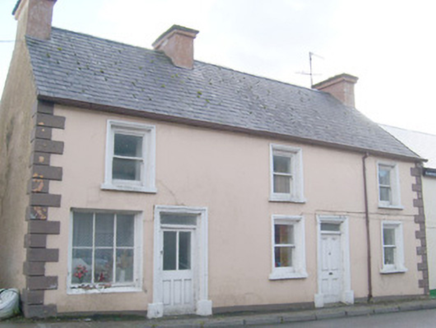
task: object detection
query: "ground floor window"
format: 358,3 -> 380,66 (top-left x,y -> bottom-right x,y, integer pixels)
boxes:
69,210 -> 142,292
269,215 -> 307,280
381,221 -> 407,273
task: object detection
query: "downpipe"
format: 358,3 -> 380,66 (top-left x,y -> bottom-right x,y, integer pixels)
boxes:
362,152 -> 373,302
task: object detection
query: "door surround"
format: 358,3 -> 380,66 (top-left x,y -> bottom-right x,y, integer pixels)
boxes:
147,205 -> 212,318
314,215 -> 354,308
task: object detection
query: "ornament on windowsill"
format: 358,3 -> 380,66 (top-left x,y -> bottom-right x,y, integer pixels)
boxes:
74,265 -> 88,283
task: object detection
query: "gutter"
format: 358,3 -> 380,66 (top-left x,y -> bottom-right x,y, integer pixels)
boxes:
362,152 -> 373,302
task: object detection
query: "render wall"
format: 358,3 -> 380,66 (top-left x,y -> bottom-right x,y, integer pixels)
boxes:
423,176 -> 436,291
44,105 -> 423,313
0,38 -> 36,289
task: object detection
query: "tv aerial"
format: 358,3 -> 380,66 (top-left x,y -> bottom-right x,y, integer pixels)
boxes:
296,52 -> 324,87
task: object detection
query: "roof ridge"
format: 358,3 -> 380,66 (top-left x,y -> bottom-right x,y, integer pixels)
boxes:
50,26 -> 156,53
50,27 -> 323,96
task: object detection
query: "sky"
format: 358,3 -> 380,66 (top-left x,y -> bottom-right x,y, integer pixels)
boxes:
1,0 -> 436,135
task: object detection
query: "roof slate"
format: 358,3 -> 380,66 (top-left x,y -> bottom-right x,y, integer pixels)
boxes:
26,28 -> 419,160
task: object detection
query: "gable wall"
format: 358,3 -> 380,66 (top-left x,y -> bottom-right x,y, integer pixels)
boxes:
0,39 -> 36,289
43,105 -> 423,313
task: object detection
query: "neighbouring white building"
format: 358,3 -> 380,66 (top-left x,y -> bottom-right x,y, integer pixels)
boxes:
382,124 -> 436,295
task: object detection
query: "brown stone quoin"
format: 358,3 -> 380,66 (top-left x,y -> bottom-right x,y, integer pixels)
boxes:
22,100 -> 64,318
411,163 -> 430,295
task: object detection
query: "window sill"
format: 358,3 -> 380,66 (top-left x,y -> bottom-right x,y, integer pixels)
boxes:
269,271 -> 308,280
378,204 -> 404,210
67,286 -> 142,295
101,183 -> 157,194
380,267 -> 407,274
269,196 -> 306,204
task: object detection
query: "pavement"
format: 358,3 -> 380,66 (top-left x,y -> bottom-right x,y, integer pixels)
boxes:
1,298 -> 436,327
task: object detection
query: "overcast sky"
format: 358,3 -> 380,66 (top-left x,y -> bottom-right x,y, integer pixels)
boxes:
1,0 -> 436,135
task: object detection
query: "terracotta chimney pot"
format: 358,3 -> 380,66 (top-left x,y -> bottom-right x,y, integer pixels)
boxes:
153,25 -> 199,69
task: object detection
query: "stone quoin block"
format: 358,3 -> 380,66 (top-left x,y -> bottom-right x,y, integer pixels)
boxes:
34,113 -> 65,129
28,221 -> 60,234
31,152 -> 51,166
30,193 -> 61,207
32,101 -> 54,115
32,165 -> 62,180
23,262 -> 45,276
24,234 -> 47,248
27,206 -> 49,220
27,248 -> 59,262
31,126 -> 52,141
33,139 -> 64,154
27,276 -> 58,290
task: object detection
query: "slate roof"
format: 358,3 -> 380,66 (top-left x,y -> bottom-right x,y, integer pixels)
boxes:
26,27 -> 420,160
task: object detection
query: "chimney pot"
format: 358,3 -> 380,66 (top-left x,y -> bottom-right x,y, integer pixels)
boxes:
153,25 -> 199,69
13,0 -> 57,41
312,73 -> 358,108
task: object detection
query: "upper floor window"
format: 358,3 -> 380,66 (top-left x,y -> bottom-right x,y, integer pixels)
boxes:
381,221 -> 407,274
270,144 -> 305,202
269,215 -> 307,280
102,120 -> 156,193
377,162 -> 402,209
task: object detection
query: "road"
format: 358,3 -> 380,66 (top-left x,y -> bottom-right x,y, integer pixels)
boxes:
241,308 -> 436,327
1,308 -> 436,327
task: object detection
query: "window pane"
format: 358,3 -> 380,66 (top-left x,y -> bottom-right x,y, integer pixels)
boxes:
379,167 -> 391,185
273,155 -> 291,174
321,223 -> 340,232
161,214 -> 197,226
95,249 -> 113,283
383,228 -> 395,245
113,158 -> 141,181
274,175 -> 291,193
179,232 -> 191,270
275,246 -> 293,267
275,224 -> 294,244
163,231 -> 177,271
114,133 -> 142,157
116,249 -> 134,282
73,212 -> 93,247
72,249 -> 92,284
95,214 -> 114,247
117,215 -> 134,247
384,247 -> 395,265
380,186 -> 391,202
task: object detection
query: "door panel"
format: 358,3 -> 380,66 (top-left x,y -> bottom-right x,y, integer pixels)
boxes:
320,233 -> 342,304
162,229 -> 195,315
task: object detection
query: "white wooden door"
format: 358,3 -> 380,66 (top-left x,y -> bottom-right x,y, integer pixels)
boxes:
161,229 -> 195,315
320,233 -> 342,304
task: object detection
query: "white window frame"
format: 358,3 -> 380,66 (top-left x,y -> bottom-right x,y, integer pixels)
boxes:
270,144 -> 305,203
101,120 -> 156,193
269,215 -> 307,280
68,209 -> 143,294
377,162 -> 402,209
380,221 -> 407,274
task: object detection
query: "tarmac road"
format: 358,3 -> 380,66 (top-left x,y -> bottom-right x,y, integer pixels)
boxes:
241,308 -> 436,328
1,298 -> 436,327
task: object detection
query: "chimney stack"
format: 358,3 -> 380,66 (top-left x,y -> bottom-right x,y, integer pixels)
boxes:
153,25 -> 199,69
13,0 -> 57,41
312,73 -> 358,108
